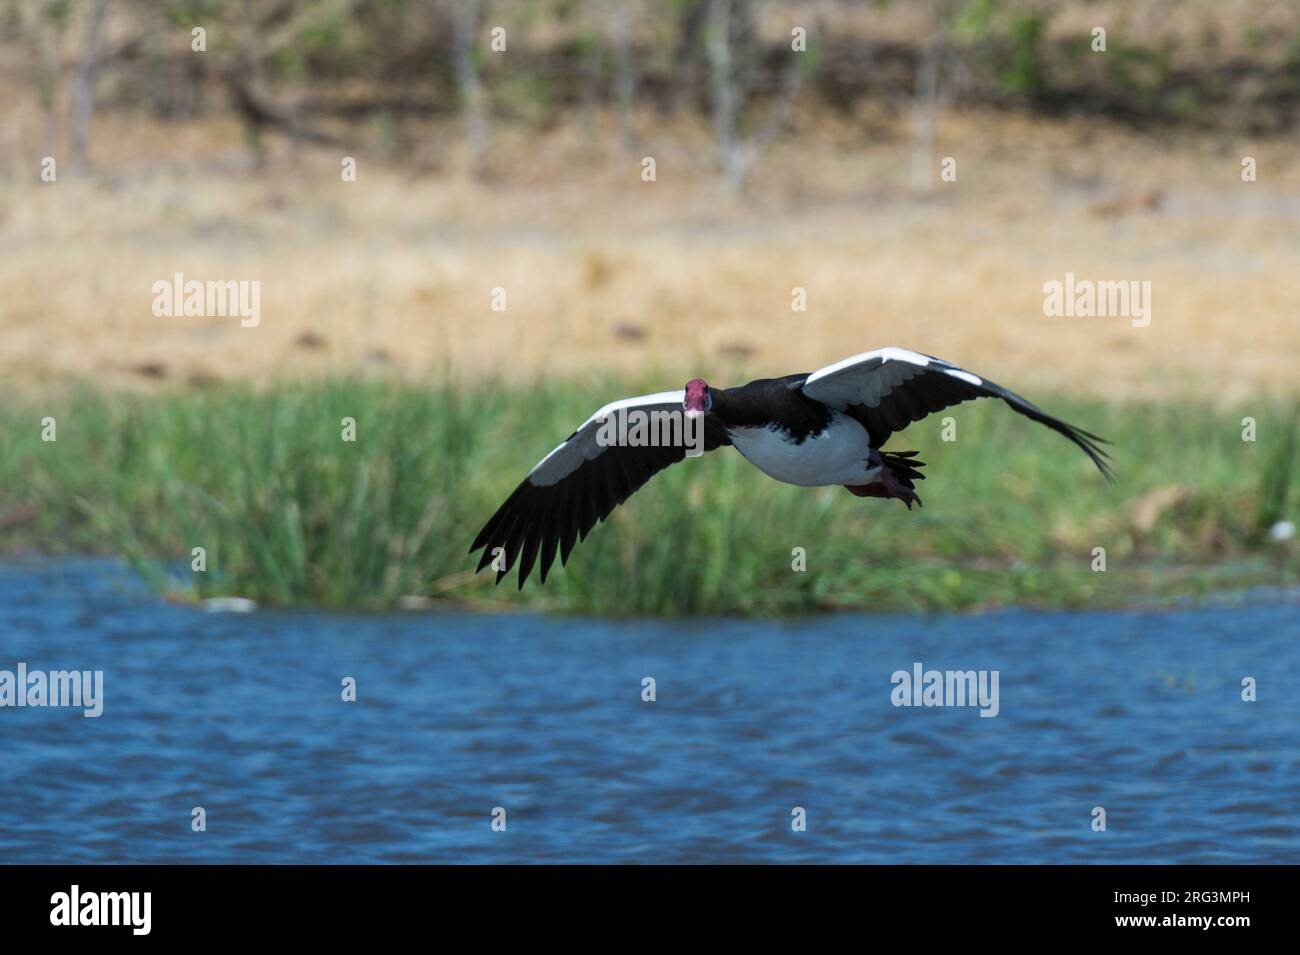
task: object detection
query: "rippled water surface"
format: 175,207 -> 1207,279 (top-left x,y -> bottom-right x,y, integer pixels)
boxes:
1,560 -> 1297,863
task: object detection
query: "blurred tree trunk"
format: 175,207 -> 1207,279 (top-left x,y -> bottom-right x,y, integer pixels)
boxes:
29,0 -> 66,161
708,0 -> 739,187
707,0 -> 801,194
910,34 -> 942,192
909,0 -> 956,193
579,25 -> 601,142
451,0 -> 488,177
671,0 -> 709,114
70,0 -> 109,168
609,2 -> 637,154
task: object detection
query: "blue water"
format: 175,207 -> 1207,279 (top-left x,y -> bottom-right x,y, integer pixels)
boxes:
0,560 -> 1296,864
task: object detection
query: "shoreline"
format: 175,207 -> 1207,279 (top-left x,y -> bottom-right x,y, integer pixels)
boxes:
3,552 -> 1299,618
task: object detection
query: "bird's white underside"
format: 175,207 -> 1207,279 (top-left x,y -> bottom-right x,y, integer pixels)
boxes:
728,413 -> 879,488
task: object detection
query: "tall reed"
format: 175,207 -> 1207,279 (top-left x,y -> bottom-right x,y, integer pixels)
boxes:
0,380 -> 1294,614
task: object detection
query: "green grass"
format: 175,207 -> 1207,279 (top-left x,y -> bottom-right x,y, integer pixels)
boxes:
0,378 -> 1296,615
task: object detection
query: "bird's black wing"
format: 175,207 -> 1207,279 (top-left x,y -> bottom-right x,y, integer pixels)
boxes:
800,347 -> 1112,480
470,391 -> 731,588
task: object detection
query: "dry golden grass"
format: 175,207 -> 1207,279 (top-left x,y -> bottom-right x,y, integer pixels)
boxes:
3,106 -> 1298,402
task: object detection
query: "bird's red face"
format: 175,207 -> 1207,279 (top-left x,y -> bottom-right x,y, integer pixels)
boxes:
683,379 -> 712,418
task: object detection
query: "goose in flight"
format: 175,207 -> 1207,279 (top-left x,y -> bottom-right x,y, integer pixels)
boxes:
470,347 -> 1112,588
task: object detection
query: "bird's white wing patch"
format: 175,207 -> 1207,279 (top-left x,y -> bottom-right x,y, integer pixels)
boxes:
803,346 -> 932,387
528,390 -> 685,486
941,367 -> 983,386
802,346 -> 984,410
802,348 -> 932,410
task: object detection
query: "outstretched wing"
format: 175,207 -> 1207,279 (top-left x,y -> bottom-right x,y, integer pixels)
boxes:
800,347 -> 1113,480
470,391 -> 730,588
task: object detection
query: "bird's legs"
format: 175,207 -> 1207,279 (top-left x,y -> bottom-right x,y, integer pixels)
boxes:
843,449 -> 923,509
